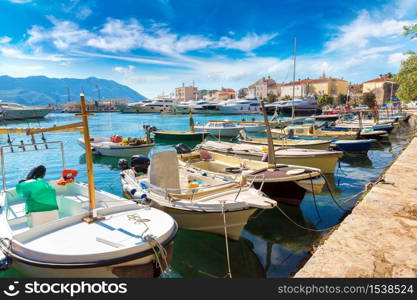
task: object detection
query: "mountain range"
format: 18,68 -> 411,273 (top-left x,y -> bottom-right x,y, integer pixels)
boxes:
0,75 -> 146,106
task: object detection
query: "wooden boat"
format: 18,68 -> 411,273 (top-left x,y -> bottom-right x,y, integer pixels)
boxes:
78,136 -> 154,157
152,112 -> 209,143
0,94 -> 177,278
153,130 -> 208,142
120,150 -> 276,240
197,140 -> 342,173
330,139 -> 376,152
272,124 -> 387,140
177,150 -> 325,206
238,131 -> 331,150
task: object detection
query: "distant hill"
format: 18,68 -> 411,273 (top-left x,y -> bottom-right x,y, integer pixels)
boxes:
0,75 -> 146,106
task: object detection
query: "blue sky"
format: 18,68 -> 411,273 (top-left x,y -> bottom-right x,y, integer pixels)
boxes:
0,0 -> 416,98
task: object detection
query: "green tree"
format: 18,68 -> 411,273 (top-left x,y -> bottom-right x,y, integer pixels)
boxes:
283,95 -> 292,100
395,55 -> 417,103
403,12 -> 417,41
317,94 -> 334,106
395,15 -> 417,103
362,92 -> 376,108
267,94 -> 277,102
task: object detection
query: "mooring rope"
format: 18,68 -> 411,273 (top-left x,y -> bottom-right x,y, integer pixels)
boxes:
220,201 -> 232,278
146,235 -> 172,278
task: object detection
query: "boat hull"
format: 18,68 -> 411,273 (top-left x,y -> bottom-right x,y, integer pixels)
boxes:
77,139 -> 154,157
154,131 -> 208,142
161,206 -> 257,240
1,108 -> 52,120
331,140 -> 375,152
11,243 -> 174,278
195,127 -> 242,138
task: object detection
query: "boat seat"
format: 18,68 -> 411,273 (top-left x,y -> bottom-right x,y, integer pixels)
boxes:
57,194 -> 90,217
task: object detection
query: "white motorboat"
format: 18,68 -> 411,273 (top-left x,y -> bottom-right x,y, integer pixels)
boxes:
118,100 -> 152,113
0,101 -> 52,120
191,102 -> 223,114
0,94 -> 177,278
136,98 -> 175,113
77,136 -> 154,157
195,121 -> 244,138
120,150 -> 276,240
218,99 -> 261,114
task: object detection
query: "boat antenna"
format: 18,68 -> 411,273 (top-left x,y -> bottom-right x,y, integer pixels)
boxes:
291,36 -> 297,121
261,101 -> 276,169
76,93 -> 104,224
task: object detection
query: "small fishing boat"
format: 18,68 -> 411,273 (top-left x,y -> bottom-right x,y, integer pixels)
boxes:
77,136 -> 154,157
273,124 -> 387,140
176,150 -> 325,206
197,140 -> 342,173
238,130 -> 331,150
152,112 -> 209,143
195,121 -> 244,138
120,150 -> 276,240
0,95 -> 177,278
330,139 -> 376,152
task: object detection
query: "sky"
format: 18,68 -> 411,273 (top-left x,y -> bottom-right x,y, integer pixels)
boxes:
0,0 -> 416,98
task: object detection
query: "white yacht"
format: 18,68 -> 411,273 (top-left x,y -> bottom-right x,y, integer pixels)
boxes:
136,97 -> 175,113
0,101 -> 52,120
118,100 -> 152,113
218,99 -> 261,114
173,101 -> 195,114
191,101 -> 223,114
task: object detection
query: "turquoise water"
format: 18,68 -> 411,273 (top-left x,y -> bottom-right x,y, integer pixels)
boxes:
0,113 -> 414,278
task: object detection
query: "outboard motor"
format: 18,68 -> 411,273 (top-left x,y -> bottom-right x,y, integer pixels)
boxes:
174,143 -> 192,154
131,155 -> 150,174
288,129 -> 295,138
118,159 -> 129,170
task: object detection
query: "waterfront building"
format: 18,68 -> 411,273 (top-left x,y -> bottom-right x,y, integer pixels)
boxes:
247,76 -> 277,99
213,88 -> 236,101
362,76 -> 399,105
175,85 -> 199,102
280,77 -> 348,99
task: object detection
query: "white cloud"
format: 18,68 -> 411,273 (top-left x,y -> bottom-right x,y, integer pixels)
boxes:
0,46 -> 71,62
8,0 -> 32,3
25,17 -> 277,57
27,16 -> 92,50
76,6 -> 92,20
325,10 -> 413,53
388,52 -> 411,67
394,0 -> 417,18
218,33 -> 278,52
0,36 -> 11,44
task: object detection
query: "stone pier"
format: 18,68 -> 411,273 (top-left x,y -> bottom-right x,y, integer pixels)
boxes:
295,115 -> 417,277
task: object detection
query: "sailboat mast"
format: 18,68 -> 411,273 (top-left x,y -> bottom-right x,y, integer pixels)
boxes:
291,36 -> 297,120
77,94 -> 97,214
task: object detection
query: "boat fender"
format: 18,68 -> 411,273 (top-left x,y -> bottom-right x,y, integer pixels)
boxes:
0,254 -> 12,271
130,189 -> 137,195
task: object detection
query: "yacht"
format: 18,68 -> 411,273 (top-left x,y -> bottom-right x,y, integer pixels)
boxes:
0,101 -> 52,120
191,101 -> 223,114
173,101 -> 195,114
271,98 -> 322,117
118,100 -> 152,113
136,97 -> 175,113
218,99 -> 261,114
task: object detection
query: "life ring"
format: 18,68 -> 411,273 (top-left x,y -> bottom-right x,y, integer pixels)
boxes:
57,169 -> 78,185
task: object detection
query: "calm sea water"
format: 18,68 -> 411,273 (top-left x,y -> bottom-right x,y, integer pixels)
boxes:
0,112 -> 414,278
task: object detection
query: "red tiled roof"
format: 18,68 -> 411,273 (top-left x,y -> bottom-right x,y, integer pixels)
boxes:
364,76 -> 394,83
282,77 -> 347,86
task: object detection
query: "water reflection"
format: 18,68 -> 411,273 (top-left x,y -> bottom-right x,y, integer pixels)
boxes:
340,153 -> 373,168
171,229 -> 266,278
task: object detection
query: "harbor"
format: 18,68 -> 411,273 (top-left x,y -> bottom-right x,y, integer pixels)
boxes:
0,108 -> 414,278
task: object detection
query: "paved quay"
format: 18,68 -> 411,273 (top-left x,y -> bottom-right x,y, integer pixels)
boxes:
295,115 -> 417,277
